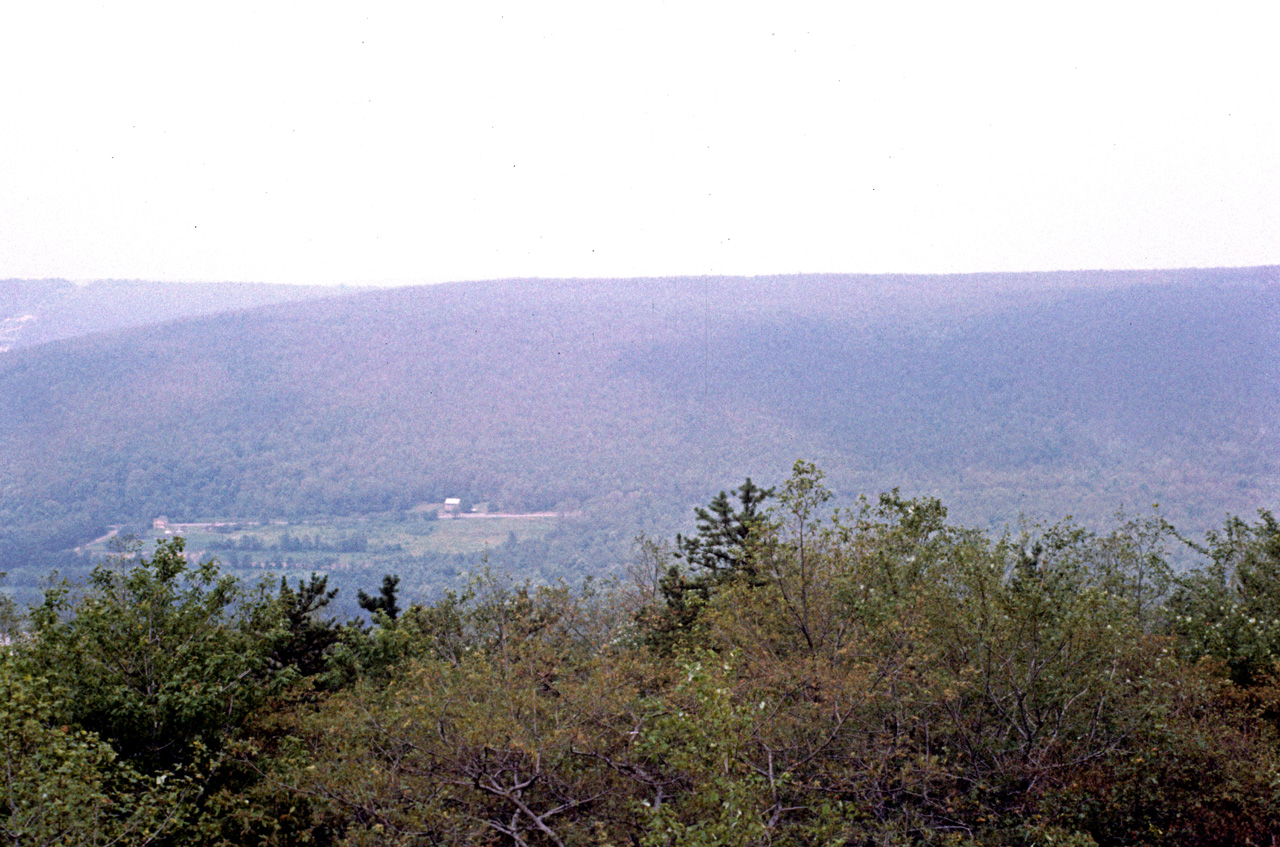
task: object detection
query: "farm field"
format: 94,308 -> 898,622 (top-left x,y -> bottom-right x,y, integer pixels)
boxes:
85,513 -> 558,562
74,512 -> 566,615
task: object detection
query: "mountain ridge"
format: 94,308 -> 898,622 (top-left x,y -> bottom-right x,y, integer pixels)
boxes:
0,277 -> 358,352
2,267 -> 1276,593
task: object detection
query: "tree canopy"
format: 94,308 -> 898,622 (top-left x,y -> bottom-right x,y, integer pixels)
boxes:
5,466 -> 1280,845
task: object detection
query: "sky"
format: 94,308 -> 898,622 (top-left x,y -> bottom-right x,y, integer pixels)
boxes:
1,3 -> 1276,286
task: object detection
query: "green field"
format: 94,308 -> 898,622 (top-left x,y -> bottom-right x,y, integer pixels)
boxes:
83,514 -> 559,567
71,513 -> 569,614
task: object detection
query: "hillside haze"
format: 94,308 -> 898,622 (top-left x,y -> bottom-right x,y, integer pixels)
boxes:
2,268 -> 1277,594
0,278 -> 349,351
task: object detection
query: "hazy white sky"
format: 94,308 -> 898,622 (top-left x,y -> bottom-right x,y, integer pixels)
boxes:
1,3 -> 1275,285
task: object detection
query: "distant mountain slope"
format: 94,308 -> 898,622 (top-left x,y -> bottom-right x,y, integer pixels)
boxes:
1,267 -> 1277,576
0,278 -> 355,351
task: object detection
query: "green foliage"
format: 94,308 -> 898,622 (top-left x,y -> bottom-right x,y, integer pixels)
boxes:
644,479 -> 774,654
6,463 -> 1280,845
237,574 -> 644,846
1167,510 -> 1280,684
674,477 -> 774,579
0,657 -> 184,845
221,463 -> 1269,845
356,573 -> 401,621
635,653 -> 769,847
272,573 -> 341,679
23,537 -> 283,773
0,571 -> 18,639
656,464 -> 1280,844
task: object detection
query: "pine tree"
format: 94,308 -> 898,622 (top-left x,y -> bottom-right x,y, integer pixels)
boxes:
358,573 -> 402,621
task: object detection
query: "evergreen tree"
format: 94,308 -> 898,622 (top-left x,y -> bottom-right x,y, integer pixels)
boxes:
273,574 -> 340,677
357,573 -> 402,621
643,479 -> 774,652
674,477 -> 774,580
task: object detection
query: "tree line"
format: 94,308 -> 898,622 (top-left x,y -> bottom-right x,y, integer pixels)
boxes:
4,460 -> 1280,845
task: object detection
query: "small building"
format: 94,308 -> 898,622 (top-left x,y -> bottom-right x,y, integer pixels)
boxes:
439,498 -> 462,518
153,516 -> 169,530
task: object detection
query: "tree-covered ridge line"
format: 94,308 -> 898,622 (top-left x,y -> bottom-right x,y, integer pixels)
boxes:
0,277 -> 353,352
4,461 -> 1280,845
2,268 -> 1278,601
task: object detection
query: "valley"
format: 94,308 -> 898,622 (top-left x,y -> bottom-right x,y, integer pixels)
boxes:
2,268 -> 1277,611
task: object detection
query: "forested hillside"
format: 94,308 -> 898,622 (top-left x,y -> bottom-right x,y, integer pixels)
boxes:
1,268 -> 1277,603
